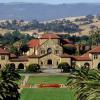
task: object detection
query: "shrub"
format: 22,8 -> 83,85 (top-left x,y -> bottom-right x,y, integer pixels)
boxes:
81,65 -> 90,73
27,64 -> 40,73
58,62 -> 72,72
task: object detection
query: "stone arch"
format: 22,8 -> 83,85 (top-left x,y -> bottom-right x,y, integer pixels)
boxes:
10,63 -> 15,69
82,62 -> 90,70
84,62 -> 90,68
18,63 -> 24,69
97,63 -> 100,70
47,59 -> 52,65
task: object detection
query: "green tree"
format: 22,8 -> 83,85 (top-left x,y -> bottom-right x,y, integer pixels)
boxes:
67,68 -> 100,100
58,62 -> 73,72
0,64 -> 21,100
89,28 -> 100,46
27,64 -> 40,73
10,46 -> 19,55
63,45 -> 76,55
20,44 -> 29,54
12,30 -> 21,41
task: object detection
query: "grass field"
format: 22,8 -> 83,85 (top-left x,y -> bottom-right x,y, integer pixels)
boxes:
20,75 -> 76,100
20,88 -> 76,100
27,75 -> 68,85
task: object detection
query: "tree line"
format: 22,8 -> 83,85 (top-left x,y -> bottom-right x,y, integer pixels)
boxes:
0,19 -> 80,33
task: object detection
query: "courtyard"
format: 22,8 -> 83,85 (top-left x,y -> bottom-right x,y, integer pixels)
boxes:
19,75 -> 76,100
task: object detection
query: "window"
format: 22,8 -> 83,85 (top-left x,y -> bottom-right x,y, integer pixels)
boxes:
0,64 -> 1,69
41,50 -> 45,54
1,55 -> 5,60
57,61 -> 59,65
18,63 -> 24,69
47,48 -> 52,53
94,54 -> 98,59
98,63 -> 100,70
55,50 -> 59,54
41,62 -> 43,65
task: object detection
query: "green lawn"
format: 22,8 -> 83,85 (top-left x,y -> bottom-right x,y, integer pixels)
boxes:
20,88 -> 76,100
21,75 -> 76,100
27,75 -> 68,85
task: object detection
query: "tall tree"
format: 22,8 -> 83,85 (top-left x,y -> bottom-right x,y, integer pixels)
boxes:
67,68 -> 100,100
89,28 -> 100,47
0,64 -> 21,100
20,44 -> 29,55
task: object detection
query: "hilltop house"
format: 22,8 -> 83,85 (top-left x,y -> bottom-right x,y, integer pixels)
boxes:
0,33 -> 100,70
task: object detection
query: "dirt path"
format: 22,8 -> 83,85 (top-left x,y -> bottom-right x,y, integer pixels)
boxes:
19,74 -> 29,93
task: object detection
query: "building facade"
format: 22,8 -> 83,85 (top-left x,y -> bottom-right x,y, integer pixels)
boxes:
0,33 -> 100,70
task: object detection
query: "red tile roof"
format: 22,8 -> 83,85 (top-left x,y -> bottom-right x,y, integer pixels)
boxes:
73,46 -> 100,61
10,56 -> 28,62
63,44 -> 76,48
41,33 -> 60,39
81,52 -> 90,58
73,49 -> 91,61
89,46 -> 100,53
28,39 -> 40,48
10,53 -> 17,58
28,54 -> 40,58
63,39 -> 73,44
0,47 -> 9,54
73,56 -> 91,61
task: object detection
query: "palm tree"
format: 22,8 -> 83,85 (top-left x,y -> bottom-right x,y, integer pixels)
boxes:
67,68 -> 100,100
0,64 -> 21,100
0,80 -> 20,100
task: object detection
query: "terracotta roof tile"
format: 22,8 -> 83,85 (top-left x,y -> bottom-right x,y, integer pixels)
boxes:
10,56 -> 28,62
81,52 -> 90,58
63,44 -> 76,48
73,56 -> 91,61
63,39 -> 73,44
28,54 -> 40,58
10,53 -> 17,58
89,46 -> 100,53
0,47 -> 9,54
41,33 -> 60,39
73,46 -> 100,61
28,39 -> 40,48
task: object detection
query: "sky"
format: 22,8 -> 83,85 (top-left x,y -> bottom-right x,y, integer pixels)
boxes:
0,0 -> 100,4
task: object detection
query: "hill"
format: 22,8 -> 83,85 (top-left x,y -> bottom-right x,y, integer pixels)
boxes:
0,3 -> 100,21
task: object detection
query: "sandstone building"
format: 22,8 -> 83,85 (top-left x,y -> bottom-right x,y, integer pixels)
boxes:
0,33 -> 100,70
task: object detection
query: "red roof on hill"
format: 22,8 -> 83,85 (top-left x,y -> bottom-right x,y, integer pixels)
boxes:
0,47 -> 9,54
28,39 -> 40,48
89,46 -> 100,53
41,33 -> 60,39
